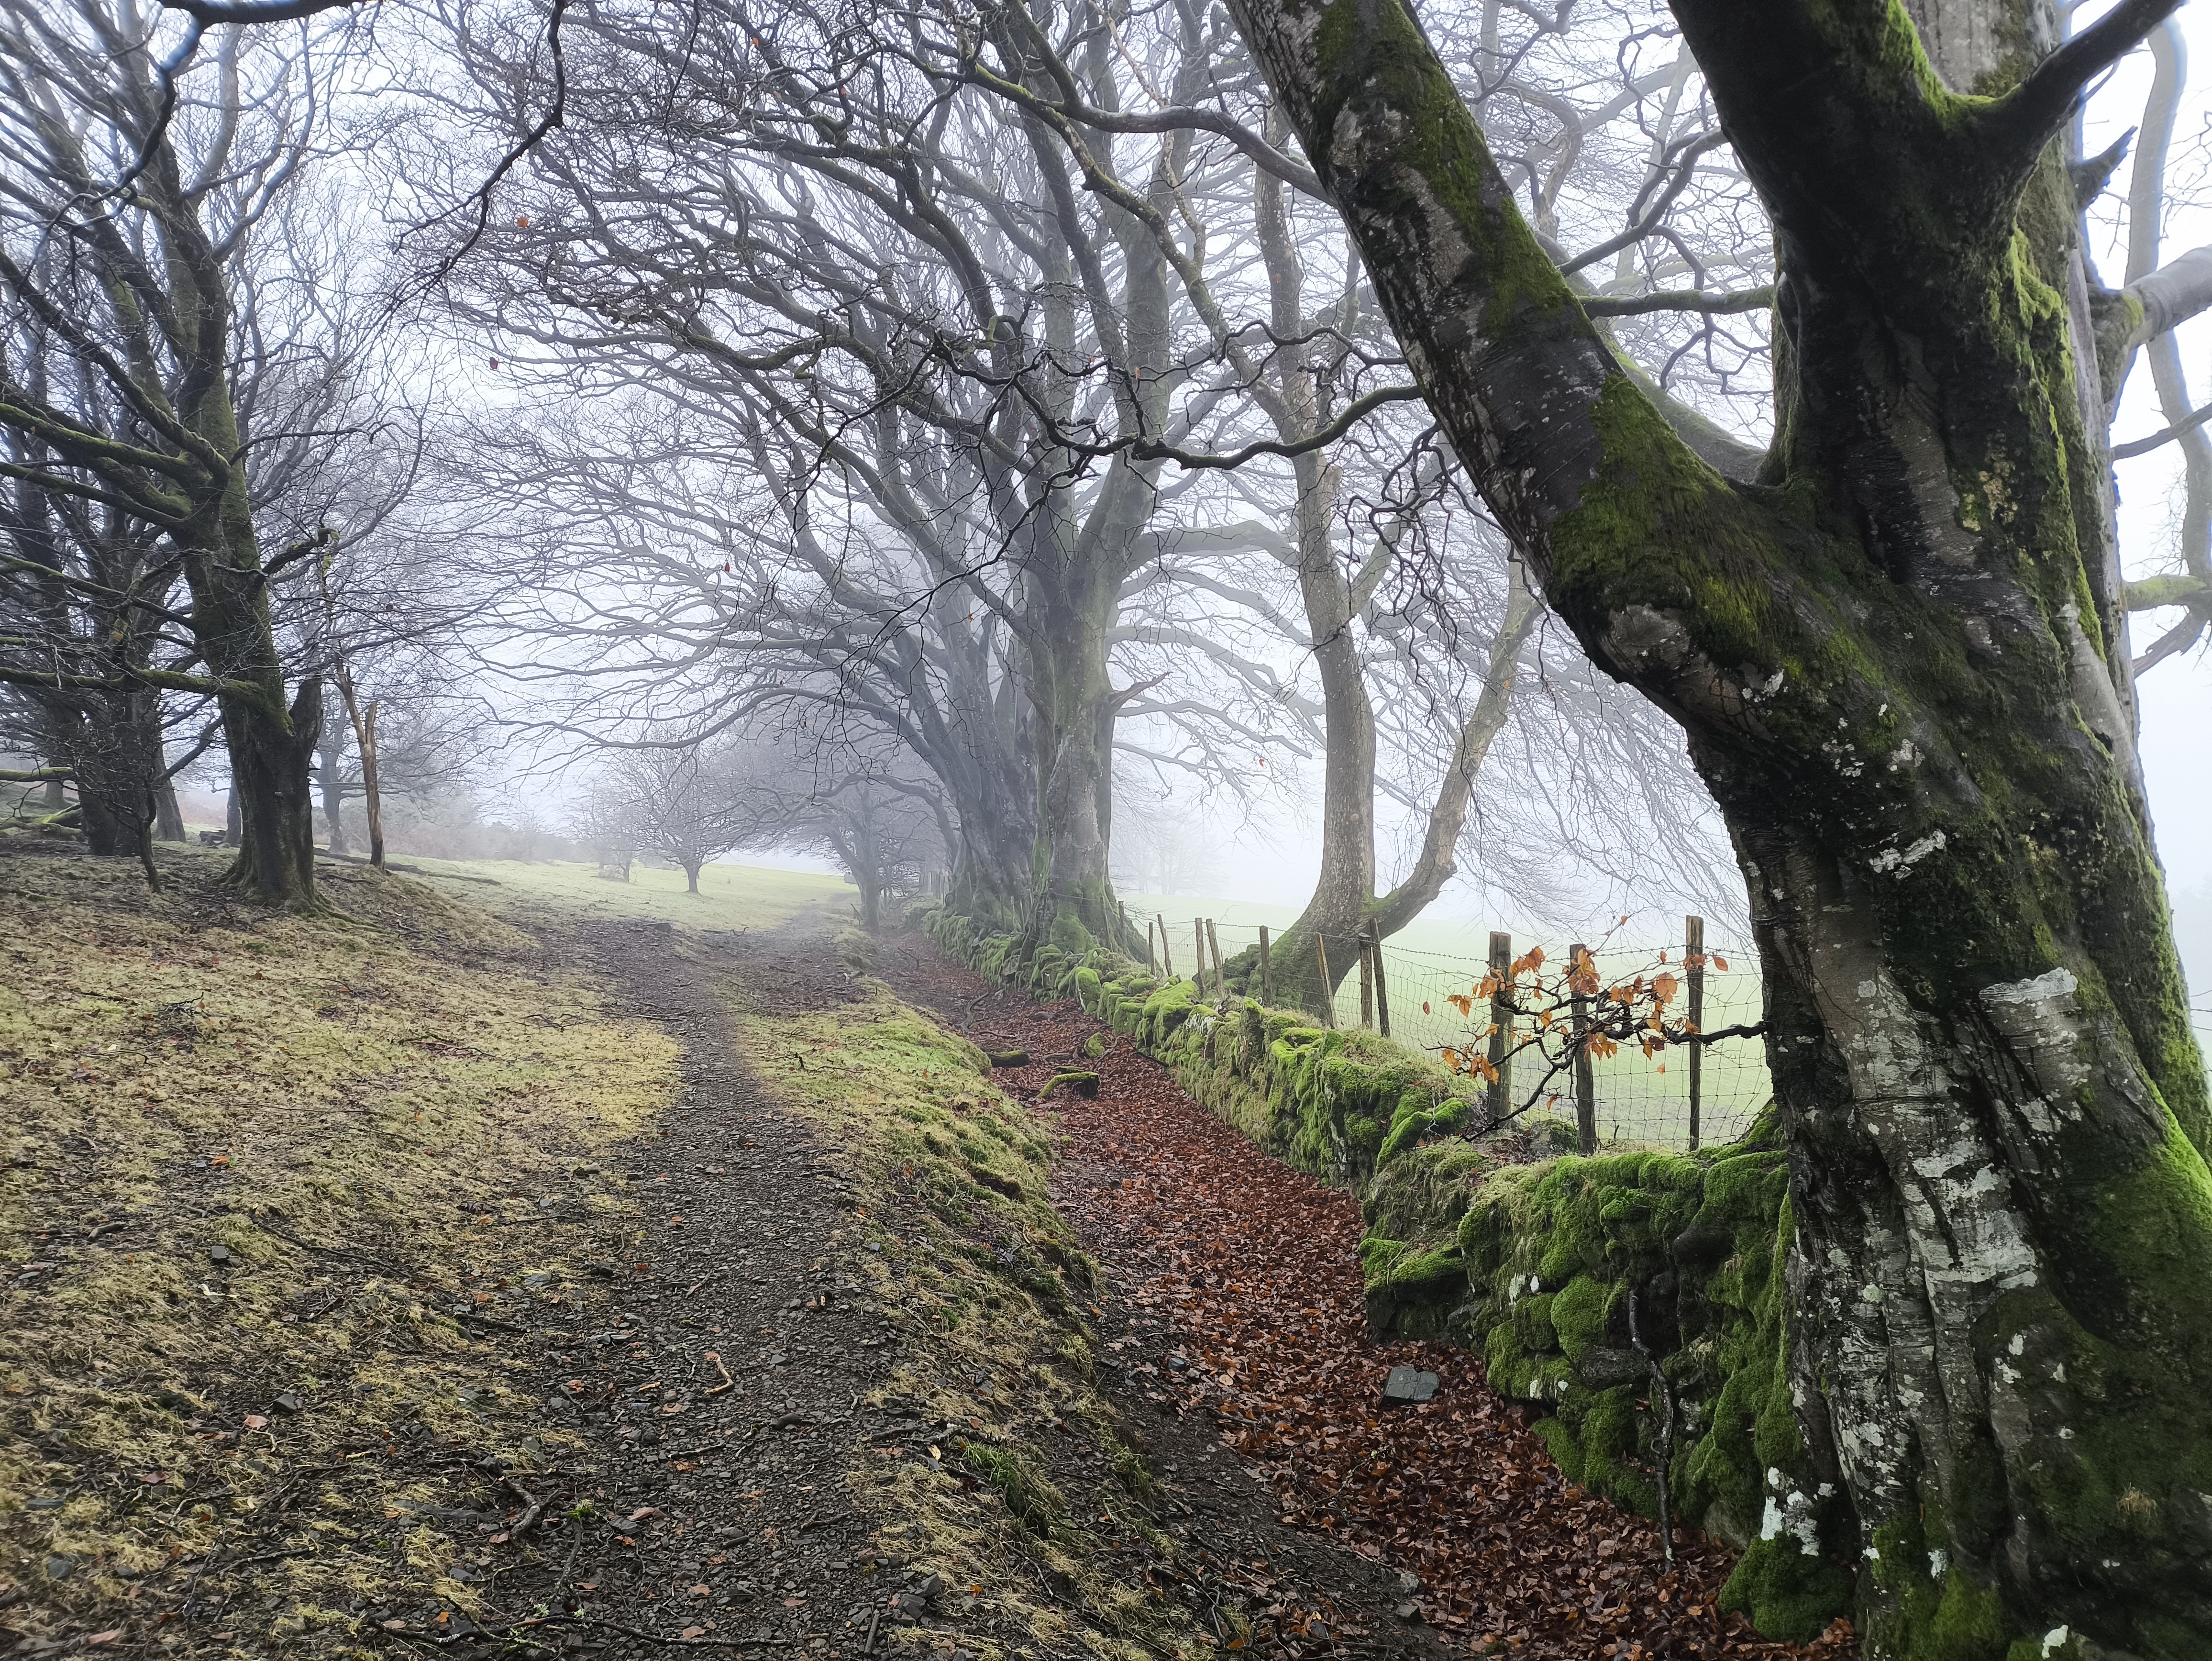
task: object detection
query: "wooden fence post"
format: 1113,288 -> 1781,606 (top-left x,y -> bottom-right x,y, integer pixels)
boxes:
1487,930 -> 1514,1128
1147,918 -> 1158,974
1371,923 -> 1392,1039
1259,926 -> 1273,1007
1159,915 -> 1174,980
1685,915 -> 1705,1152
1315,934 -> 1337,1029
1571,942 -> 1596,1156
1195,919 -> 1208,998
1359,931 -> 1374,1028
1206,918 -> 1226,1002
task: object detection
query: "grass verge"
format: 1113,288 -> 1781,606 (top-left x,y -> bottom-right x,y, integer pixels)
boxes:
0,842 -> 676,1656
731,969 -> 1209,1661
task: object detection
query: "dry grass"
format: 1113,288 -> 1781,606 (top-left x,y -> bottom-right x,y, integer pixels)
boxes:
732,970 -> 1210,1661
0,840 -> 679,1656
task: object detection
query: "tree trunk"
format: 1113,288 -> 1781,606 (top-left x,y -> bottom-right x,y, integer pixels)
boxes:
155,778 -> 184,843
220,676 -> 322,908
684,859 -> 702,894
332,663 -> 384,871
1028,562 -> 1130,956
1224,0 -> 2212,1654
316,701 -> 350,855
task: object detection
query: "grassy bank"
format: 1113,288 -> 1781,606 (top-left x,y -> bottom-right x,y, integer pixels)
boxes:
0,843 -> 677,1654
367,854 -> 852,935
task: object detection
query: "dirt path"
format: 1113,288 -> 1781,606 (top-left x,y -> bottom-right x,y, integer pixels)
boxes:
477,916 -> 901,1656
477,914 -> 1431,1661
873,935 -> 1857,1661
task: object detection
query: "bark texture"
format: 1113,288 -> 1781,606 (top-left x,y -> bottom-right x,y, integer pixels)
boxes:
1221,0 -> 2212,1652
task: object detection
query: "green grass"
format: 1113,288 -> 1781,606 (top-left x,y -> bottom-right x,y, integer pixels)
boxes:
360,855 -> 853,935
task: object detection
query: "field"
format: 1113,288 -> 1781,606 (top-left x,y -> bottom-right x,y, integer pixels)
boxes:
345,854 -> 854,935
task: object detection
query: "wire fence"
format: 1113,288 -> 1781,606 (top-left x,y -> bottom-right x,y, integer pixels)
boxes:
1129,907 -> 1772,1153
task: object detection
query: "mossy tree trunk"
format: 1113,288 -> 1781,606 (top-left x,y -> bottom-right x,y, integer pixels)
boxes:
1226,0 -> 2212,1651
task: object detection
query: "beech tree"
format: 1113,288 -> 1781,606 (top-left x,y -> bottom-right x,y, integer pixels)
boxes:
1223,0 -> 2212,1653
0,2 -> 354,907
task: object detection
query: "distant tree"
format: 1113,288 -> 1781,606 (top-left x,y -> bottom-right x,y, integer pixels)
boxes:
597,746 -> 766,895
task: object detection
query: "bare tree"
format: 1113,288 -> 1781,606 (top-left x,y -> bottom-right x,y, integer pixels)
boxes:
0,4 -> 363,905
597,743 -> 774,894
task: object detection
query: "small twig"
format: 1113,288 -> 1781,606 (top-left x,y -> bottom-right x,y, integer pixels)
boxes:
502,1476 -> 549,1538
218,1546 -> 315,1570
666,1442 -> 727,1460
702,1352 -> 735,1398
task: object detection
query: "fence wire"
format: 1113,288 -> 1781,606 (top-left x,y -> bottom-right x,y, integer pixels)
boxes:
1131,909 -> 1772,1153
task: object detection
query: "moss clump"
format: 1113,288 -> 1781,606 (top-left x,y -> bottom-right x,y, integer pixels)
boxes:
1720,1536 -> 1857,1646
1042,1072 -> 1098,1100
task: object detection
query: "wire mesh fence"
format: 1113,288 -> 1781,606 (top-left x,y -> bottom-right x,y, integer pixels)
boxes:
1128,906 -> 1772,1153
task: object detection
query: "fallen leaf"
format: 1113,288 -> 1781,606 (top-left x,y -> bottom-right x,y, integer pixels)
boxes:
242,1415 -> 267,1430
627,1506 -> 663,1522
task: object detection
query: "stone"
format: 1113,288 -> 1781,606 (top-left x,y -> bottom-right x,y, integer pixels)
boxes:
44,1556 -> 75,1581
272,1393 -> 305,1415
1381,1366 -> 1439,1406
208,1245 -> 231,1264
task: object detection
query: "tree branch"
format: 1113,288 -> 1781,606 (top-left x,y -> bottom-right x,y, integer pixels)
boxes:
1996,0 -> 2187,154
1583,286 -> 1773,318
2112,398 -> 2212,460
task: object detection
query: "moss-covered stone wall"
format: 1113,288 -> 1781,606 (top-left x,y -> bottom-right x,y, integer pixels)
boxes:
917,903 -> 1850,1641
